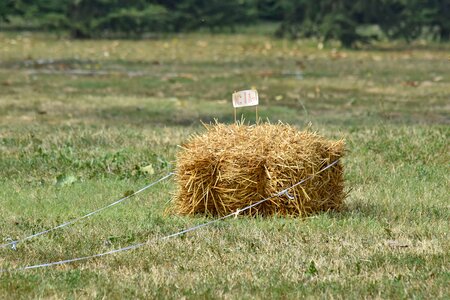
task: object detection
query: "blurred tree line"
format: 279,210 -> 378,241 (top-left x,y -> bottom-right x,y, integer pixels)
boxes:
0,0 -> 448,46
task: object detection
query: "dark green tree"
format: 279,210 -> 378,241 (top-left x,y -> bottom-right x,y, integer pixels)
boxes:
277,0 -> 366,47
66,0 -> 169,38
170,0 -> 257,32
256,0 -> 283,21
277,0 -> 450,47
1,0 -> 448,43
4,0 -> 69,28
0,0 -> 15,22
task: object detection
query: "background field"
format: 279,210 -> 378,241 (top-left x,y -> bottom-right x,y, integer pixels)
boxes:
0,32 -> 449,299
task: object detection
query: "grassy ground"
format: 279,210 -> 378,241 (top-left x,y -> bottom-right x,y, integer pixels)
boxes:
0,32 -> 449,299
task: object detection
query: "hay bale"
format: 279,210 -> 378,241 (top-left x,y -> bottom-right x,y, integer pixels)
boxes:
173,123 -> 345,217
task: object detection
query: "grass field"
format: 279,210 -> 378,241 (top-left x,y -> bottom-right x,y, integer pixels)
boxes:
0,31 -> 449,299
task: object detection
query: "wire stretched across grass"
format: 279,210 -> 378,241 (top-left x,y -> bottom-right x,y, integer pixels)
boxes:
0,159 -> 339,273
0,173 -> 175,250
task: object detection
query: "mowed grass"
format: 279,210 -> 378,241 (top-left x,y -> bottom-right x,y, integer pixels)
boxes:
0,32 -> 449,299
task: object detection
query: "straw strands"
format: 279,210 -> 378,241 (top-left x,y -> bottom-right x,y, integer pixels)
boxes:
173,122 -> 345,217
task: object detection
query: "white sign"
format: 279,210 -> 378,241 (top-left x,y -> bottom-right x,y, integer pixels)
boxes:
232,89 -> 258,108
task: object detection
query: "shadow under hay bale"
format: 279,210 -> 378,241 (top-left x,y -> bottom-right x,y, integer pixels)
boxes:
173,122 -> 345,217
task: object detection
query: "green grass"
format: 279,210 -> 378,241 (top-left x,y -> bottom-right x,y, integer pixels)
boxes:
0,32 -> 449,299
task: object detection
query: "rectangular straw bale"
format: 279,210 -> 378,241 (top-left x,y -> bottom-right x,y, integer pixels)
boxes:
172,123 -> 345,217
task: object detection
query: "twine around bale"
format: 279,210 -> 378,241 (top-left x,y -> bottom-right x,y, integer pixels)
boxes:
173,122 -> 345,217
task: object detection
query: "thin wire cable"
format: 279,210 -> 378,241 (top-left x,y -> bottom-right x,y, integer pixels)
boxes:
0,172 -> 174,250
0,159 -> 339,273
